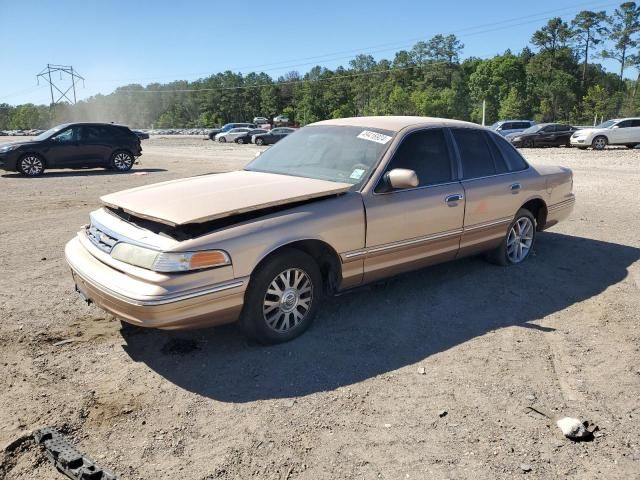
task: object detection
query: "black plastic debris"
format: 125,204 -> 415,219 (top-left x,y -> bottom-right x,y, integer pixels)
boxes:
34,428 -> 117,480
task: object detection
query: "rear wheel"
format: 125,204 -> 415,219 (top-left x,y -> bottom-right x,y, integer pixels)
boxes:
487,209 -> 536,266
218,136 -> 226,143
240,249 -> 322,344
110,151 -> 134,171
523,138 -> 534,148
17,154 -> 45,176
255,137 -> 264,146
592,136 -> 607,150
236,137 -> 245,144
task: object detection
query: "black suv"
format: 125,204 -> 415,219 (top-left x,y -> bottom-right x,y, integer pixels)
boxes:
0,122 -> 142,176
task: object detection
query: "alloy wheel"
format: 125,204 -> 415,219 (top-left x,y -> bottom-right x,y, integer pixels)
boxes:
113,152 -> 133,170
262,268 -> 313,333
506,217 -> 534,263
593,137 -> 607,150
20,155 -> 44,176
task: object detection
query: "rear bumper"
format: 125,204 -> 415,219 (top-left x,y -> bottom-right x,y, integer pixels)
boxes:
65,237 -> 247,330
544,195 -> 575,229
0,151 -> 18,171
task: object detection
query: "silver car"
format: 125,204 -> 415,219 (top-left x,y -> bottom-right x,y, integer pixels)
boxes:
491,120 -> 535,137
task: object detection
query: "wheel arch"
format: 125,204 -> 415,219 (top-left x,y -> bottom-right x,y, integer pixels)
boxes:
251,239 -> 342,295
19,151 -> 48,167
519,197 -> 548,230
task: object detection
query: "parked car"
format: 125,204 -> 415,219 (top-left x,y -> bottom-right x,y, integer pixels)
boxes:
507,123 -> 577,148
0,122 -> 142,177
132,130 -> 150,140
490,120 -> 536,137
253,117 -> 269,125
273,115 -> 290,126
215,127 -> 253,143
570,118 -> 640,150
253,127 -> 296,145
65,116 -> 574,344
235,128 -> 268,144
208,123 -> 256,140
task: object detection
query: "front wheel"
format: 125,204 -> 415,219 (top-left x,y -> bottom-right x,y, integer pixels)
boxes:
487,209 -> 536,266
592,136 -> 607,150
236,137 -> 245,144
110,151 -> 134,171
240,249 -> 322,344
218,136 -> 226,143
255,137 -> 264,146
17,154 -> 46,176
523,138 -> 534,148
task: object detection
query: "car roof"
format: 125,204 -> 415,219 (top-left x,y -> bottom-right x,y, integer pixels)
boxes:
310,116 -> 480,133
56,122 -> 128,128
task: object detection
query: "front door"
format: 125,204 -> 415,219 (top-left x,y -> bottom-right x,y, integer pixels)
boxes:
362,128 -> 465,283
42,125 -> 82,167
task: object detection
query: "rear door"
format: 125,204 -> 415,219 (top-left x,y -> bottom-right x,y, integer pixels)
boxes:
76,125 -> 114,165
451,128 -> 530,256
362,127 -> 465,282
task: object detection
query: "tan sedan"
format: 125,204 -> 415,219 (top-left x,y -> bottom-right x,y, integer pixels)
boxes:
65,116 -> 575,343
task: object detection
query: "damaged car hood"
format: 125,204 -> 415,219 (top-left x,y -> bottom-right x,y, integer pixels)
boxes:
100,170 -> 352,226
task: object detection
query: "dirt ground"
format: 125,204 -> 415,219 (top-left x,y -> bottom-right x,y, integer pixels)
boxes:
0,135 -> 638,480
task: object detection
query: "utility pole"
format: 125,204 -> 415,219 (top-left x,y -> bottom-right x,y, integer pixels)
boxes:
36,64 -> 85,112
481,99 -> 486,126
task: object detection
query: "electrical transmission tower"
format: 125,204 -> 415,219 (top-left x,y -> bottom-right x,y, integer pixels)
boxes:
36,64 -> 85,107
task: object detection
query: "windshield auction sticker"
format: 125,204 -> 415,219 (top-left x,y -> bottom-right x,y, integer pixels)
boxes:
357,130 -> 392,144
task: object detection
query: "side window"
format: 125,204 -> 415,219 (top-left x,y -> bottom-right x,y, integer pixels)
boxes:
616,120 -> 631,128
452,129 -> 496,179
51,127 -> 77,143
491,134 -> 529,172
501,123 -> 513,131
379,128 -> 453,190
631,119 -> 640,127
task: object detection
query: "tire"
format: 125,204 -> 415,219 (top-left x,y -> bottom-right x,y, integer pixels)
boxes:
110,151 -> 134,171
255,137 -> 264,146
487,209 -> 536,266
218,136 -> 226,143
240,248 -> 322,344
17,153 -> 46,176
523,138 -> 534,148
591,136 -> 607,150
236,137 -> 245,144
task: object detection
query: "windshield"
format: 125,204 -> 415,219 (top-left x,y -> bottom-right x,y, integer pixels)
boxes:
490,122 -> 501,130
245,125 -> 394,186
33,125 -> 65,141
596,120 -> 616,129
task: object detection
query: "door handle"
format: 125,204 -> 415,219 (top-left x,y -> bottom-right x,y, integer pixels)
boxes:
510,183 -> 521,192
445,193 -> 464,203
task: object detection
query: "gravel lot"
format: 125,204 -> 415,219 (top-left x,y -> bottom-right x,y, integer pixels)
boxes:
1,135 -> 639,480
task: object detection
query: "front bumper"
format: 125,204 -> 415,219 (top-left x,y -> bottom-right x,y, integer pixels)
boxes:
570,137 -> 587,146
65,236 -> 247,330
0,151 -> 19,171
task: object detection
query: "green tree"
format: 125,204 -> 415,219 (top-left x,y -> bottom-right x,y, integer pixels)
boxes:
602,2 -> 640,83
571,10 -> 609,89
531,17 -> 573,52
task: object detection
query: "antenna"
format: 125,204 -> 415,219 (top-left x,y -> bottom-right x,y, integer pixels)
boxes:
36,64 -> 85,107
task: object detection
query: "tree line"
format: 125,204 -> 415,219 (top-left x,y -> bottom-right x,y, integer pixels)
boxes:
3,2 -> 640,130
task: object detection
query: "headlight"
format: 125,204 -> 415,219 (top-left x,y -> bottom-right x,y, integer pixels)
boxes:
0,144 -> 18,153
110,243 -> 230,272
512,136 -> 522,142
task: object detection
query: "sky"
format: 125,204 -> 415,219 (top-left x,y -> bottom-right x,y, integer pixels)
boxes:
0,0 -> 626,106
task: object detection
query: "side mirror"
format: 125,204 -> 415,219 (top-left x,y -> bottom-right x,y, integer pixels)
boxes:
385,168 -> 419,190
612,125 -> 619,129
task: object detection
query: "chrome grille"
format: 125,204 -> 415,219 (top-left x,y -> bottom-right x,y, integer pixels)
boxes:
86,224 -> 118,253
